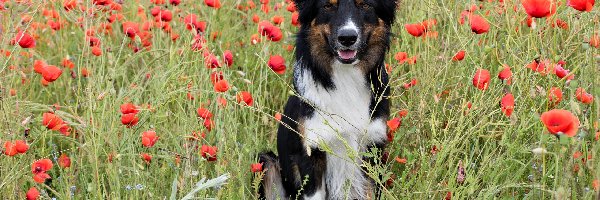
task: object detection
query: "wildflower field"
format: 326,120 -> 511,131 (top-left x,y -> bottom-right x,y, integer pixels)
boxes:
0,0 -> 599,199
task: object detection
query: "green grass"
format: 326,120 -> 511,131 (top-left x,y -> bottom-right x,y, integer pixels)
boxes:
0,0 -> 599,199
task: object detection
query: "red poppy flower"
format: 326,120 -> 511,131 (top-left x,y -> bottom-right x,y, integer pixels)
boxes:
261,3 -> 270,13
268,55 -> 286,74
205,0 -> 221,8
86,36 -> 100,47
394,157 -> 407,164
548,87 -> 563,106
26,187 -> 39,200
549,19 -> 568,30
540,109 -> 580,137
521,0 -> 557,18
472,69 -> 491,90
452,50 -> 466,61
214,79 -> 230,92
32,159 -> 53,174
93,0 -> 111,5
58,123 -> 71,136
31,159 -> 53,183
526,59 -> 551,75
197,107 -> 213,119
61,59 -> 74,69
469,14 -> 490,34
554,64 -> 572,79
403,79 -> 418,89
120,103 -> 139,114
43,113 -> 65,130
63,0 -> 77,11
394,52 -> 408,64
141,153 -> 152,164
223,50 -> 233,67
15,140 -> 29,153
3,141 -> 17,156
274,112 -> 282,121
14,31 -> 36,48
590,34 -> 600,48
33,60 -> 47,74
32,173 -> 50,183
183,14 -> 206,33
91,46 -> 102,56
203,118 -> 214,131
498,65 -> 512,85
406,56 -> 418,65
41,65 -> 62,82
421,19 -> 437,30
210,71 -> 224,84
404,23 -> 425,37
121,113 -> 139,127
575,87 -> 594,104
58,154 -> 71,168
251,34 -> 262,45
217,96 -> 228,107
291,12 -> 299,26
500,93 -> 515,117
151,6 -> 161,16
159,9 -> 173,22
258,21 -> 283,42
142,130 -> 159,148
387,118 -> 401,133
236,91 -> 253,106
203,53 -> 221,68
250,162 -> 263,173
122,22 -> 140,38
568,0 -> 594,11
272,15 -> 284,25
170,0 -> 181,5
200,145 -> 218,161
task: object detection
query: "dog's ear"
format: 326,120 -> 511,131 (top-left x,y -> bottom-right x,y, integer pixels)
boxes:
293,0 -> 318,26
375,0 -> 398,26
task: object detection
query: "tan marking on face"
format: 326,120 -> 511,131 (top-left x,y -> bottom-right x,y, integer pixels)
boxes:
330,0 -> 338,5
358,19 -> 388,73
308,20 -> 334,73
355,0 -> 364,4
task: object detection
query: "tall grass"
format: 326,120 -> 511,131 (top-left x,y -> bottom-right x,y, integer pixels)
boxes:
0,0 -> 598,199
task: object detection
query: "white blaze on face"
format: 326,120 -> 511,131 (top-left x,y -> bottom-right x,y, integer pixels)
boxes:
340,18 -> 359,36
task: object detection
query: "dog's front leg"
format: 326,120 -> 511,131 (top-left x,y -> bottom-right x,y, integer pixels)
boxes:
276,96 -> 328,200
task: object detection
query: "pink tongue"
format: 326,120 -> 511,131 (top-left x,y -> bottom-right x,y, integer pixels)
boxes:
338,50 -> 357,60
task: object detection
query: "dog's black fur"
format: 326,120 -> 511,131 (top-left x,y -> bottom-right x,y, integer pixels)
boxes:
259,0 -> 397,199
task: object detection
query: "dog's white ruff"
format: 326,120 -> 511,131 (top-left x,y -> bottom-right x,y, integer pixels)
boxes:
295,61 -> 387,199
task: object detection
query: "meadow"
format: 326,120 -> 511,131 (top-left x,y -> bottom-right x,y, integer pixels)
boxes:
0,0 -> 599,199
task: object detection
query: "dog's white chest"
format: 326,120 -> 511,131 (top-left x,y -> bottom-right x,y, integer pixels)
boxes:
297,64 -> 372,144
296,63 -> 385,199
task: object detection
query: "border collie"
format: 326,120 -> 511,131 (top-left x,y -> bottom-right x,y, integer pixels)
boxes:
259,0 -> 397,199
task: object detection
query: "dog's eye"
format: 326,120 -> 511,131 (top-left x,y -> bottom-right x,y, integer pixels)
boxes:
323,3 -> 334,10
357,2 -> 370,9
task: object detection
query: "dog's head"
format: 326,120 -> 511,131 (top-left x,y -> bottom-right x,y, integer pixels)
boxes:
295,0 -> 397,67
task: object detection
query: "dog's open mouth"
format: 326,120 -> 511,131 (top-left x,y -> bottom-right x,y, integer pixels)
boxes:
336,49 -> 357,63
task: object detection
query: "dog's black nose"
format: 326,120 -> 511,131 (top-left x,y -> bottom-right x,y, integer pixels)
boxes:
337,29 -> 358,47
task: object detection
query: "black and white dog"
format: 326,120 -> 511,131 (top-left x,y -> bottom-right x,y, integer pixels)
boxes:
260,0 -> 397,199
